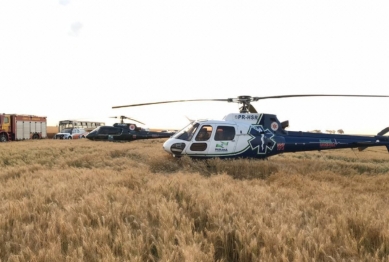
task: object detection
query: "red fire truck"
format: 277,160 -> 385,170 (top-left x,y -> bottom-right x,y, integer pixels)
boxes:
0,114 -> 47,142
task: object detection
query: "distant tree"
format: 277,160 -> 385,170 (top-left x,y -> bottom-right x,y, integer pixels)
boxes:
311,130 -> 322,133
325,130 -> 336,134
337,129 -> 344,134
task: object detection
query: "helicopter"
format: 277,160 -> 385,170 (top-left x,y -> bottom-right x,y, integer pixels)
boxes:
85,115 -> 175,141
112,95 -> 389,159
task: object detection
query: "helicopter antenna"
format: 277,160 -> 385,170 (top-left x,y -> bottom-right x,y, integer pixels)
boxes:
185,116 -> 195,123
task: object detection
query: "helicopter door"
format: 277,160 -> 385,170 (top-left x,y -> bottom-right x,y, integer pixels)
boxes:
209,125 -> 238,155
185,125 -> 213,155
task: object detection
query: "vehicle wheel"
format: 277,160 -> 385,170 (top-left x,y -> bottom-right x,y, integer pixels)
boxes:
80,135 -> 85,139
32,134 -> 39,139
68,136 -> 73,140
0,134 -> 8,142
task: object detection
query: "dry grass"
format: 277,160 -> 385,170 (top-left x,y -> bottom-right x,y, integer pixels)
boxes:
0,139 -> 389,261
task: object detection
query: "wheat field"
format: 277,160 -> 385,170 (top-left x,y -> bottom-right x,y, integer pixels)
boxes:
0,139 -> 389,261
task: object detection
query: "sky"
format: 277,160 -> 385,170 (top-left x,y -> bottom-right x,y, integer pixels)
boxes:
1,0 -> 388,135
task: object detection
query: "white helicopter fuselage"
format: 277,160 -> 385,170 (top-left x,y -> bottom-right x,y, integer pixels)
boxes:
162,113 -> 285,159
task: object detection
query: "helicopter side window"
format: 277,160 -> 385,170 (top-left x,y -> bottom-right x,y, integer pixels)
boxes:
99,127 -> 122,135
195,125 -> 212,141
214,126 -> 235,141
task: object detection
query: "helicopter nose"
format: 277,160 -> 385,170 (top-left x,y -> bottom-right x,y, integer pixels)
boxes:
162,140 -> 172,153
86,132 -> 95,140
163,139 -> 186,156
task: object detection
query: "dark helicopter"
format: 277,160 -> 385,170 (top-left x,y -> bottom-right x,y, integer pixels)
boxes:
86,115 -> 175,141
112,94 -> 389,159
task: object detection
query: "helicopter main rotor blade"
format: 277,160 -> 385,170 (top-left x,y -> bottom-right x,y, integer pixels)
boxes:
112,99 -> 228,109
112,94 -> 389,115
252,94 -> 389,101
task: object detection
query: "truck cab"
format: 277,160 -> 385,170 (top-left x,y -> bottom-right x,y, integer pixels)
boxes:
0,114 -> 11,141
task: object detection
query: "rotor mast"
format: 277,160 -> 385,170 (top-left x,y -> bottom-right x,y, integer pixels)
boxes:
232,96 -> 255,113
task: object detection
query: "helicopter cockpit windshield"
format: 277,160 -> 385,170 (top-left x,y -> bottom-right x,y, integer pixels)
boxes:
88,127 -> 100,135
173,122 -> 200,141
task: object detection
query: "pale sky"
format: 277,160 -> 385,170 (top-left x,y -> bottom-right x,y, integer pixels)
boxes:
1,1 -> 388,134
